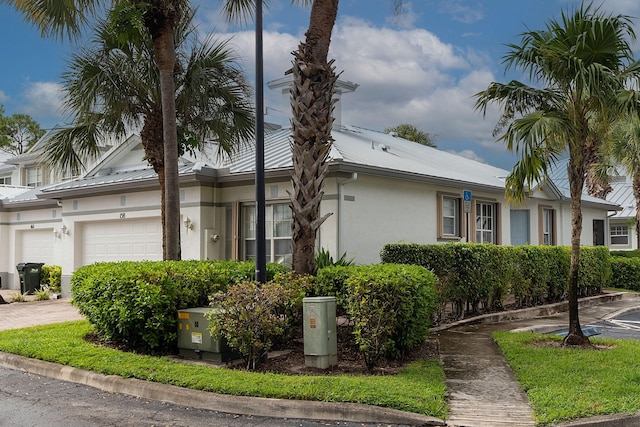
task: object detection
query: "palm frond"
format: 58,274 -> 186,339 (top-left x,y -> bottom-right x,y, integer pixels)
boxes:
3,0 -> 104,40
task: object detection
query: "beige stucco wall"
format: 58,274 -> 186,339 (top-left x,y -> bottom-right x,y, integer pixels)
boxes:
0,171 -> 618,294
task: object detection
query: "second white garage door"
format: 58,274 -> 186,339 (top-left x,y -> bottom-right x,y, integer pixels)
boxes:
16,229 -> 56,265
82,218 -> 162,265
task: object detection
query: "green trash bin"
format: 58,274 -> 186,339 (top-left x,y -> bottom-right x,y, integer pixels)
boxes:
16,263 -> 44,294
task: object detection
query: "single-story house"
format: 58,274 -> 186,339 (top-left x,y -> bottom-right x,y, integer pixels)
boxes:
0,79 -> 621,296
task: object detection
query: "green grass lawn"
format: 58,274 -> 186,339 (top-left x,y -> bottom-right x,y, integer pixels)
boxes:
0,321 -> 447,419
494,331 -> 640,425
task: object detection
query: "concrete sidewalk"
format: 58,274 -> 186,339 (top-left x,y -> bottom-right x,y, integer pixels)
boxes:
1,289 -> 640,426
434,292 -> 640,427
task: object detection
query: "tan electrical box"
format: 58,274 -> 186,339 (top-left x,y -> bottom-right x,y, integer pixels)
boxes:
177,307 -> 236,363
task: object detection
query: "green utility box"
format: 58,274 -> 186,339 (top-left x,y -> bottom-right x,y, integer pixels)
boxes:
303,296 -> 337,369
176,307 -> 236,363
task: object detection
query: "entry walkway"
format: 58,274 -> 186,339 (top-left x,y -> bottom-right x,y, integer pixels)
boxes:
438,323 -> 535,427
435,292 -> 640,427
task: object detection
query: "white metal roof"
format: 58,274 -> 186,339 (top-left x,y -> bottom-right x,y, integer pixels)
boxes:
219,125 -> 510,190
545,159 -> 621,209
0,185 -> 32,201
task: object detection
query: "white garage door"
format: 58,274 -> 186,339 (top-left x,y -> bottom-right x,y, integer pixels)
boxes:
16,229 -> 56,265
82,218 -> 162,265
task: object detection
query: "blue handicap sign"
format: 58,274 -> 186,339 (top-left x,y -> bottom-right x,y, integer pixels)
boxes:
463,190 -> 472,202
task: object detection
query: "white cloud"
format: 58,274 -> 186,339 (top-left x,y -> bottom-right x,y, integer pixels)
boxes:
0,90 -> 9,104
446,149 -> 485,163
438,0 -> 485,24
215,12 -> 511,166
387,2 -> 420,29
20,81 -> 64,121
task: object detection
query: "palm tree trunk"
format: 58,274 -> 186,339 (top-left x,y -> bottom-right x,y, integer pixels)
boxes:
289,0 -> 339,275
140,110 -> 167,259
634,177 -> 640,250
564,153 -> 589,346
149,12 -> 181,261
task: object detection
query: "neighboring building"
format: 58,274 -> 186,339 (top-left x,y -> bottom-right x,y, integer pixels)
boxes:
602,167 -> 638,250
0,81 -> 621,296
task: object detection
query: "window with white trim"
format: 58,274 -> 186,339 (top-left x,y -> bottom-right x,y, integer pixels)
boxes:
242,203 -> 292,266
25,166 -> 42,187
437,194 -> 464,240
542,208 -> 554,245
475,201 -> 497,243
538,206 -> 557,245
0,176 -> 11,185
610,224 -> 629,246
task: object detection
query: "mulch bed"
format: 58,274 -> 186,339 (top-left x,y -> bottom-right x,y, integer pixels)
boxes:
237,323 -> 439,376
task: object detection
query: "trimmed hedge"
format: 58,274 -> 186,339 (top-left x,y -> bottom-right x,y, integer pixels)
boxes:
311,264 -> 436,365
380,243 -> 611,318
71,260 -> 287,353
610,249 -> 640,258
610,257 -> 640,291
344,264 -> 436,367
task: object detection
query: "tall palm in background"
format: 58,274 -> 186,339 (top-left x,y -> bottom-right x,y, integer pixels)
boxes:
223,0 -> 402,275
45,7 -> 253,259
2,0 -> 187,260
475,3 -> 640,345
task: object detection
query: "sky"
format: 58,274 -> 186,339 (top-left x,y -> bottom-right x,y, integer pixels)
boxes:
1,0 -> 640,170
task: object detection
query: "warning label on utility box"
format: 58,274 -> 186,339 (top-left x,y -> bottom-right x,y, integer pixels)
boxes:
191,332 -> 203,344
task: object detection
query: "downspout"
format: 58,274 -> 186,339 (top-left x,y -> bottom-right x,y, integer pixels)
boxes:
337,173 -> 358,256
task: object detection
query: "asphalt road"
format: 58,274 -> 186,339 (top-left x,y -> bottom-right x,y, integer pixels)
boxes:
550,308 -> 640,341
0,367 -> 405,427
592,309 -> 640,340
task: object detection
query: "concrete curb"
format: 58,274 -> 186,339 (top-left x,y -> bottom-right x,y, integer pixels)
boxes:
431,292 -> 629,333
1,292 -> 638,426
554,412 -> 640,427
0,352 -> 445,426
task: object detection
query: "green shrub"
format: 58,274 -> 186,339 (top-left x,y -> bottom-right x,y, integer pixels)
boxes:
269,272 -> 314,342
380,243 -> 609,315
311,266 -> 352,315
380,243 -> 514,317
345,264 -> 436,370
71,260 -> 287,354
315,248 -> 355,269
11,291 -> 28,303
610,257 -> 640,290
546,246 -> 570,302
33,285 -> 51,301
576,246 -> 611,296
41,265 -> 62,293
511,246 -> 569,306
610,249 -> 640,258
207,280 -> 291,370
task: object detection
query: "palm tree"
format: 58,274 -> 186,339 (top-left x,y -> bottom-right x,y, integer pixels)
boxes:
474,3 -> 640,346
222,0 -> 402,275
2,0 -> 187,260
607,116 -> 640,249
43,7 -> 254,259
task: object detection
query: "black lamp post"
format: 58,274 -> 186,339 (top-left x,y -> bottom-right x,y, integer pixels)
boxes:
254,0 -> 267,283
